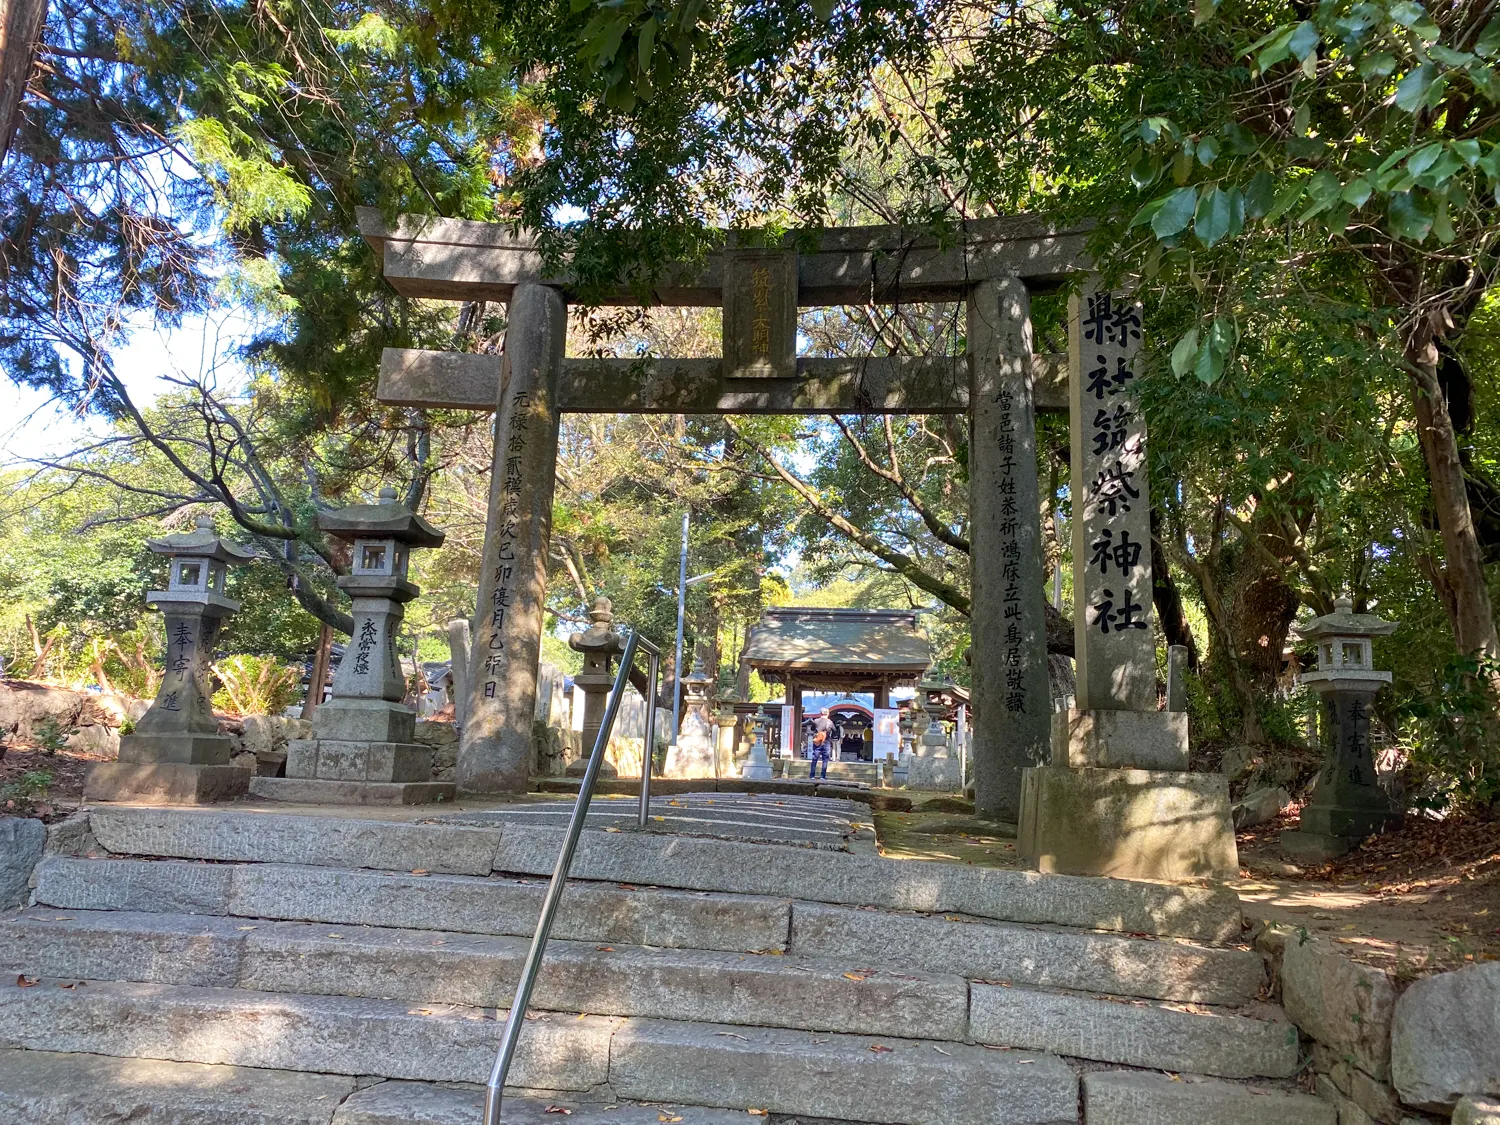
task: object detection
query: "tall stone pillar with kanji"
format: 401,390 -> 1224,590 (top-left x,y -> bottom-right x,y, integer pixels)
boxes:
968,274 -> 1053,820
1018,285 -> 1237,880
459,282 -> 567,792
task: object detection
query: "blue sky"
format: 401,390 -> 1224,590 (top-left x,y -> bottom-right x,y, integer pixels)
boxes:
1,308 -> 256,465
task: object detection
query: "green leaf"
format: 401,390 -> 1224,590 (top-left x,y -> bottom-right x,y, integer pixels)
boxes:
1388,191 -> 1434,241
1131,155 -> 1160,190
1468,64 -> 1500,101
1195,186 -> 1233,246
1171,329 -> 1200,376
1341,176 -> 1373,206
1256,27 -> 1297,72
1412,17 -> 1442,43
1429,45 -> 1474,67
1359,52 -> 1396,78
1407,143 -> 1444,174
1244,170 -> 1276,218
1152,187 -> 1199,237
1265,179 -> 1306,222
1293,102 -> 1311,136
1289,21 -> 1320,60
1173,149 -> 1194,184
1131,195 -> 1168,228
1196,136 -> 1220,166
1476,17 -> 1500,57
638,16 -> 657,75
1432,191 -> 1456,243
1394,64 -> 1435,112
1194,337 -> 1226,383
809,0 -> 837,19
1389,1 -> 1425,27
1193,0 -> 1220,25
1222,121 -> 1257,155
1477,143 -> 1500,181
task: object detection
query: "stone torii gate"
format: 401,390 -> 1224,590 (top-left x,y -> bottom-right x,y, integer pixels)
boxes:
356,209 -> 1228,867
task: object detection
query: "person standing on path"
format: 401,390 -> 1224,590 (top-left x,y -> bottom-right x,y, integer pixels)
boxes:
808,708 -> 835,779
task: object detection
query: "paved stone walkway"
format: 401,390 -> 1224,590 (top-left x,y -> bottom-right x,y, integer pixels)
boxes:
426,792 -> 870,851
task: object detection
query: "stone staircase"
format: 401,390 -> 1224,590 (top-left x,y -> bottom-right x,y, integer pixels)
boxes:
0,795 -> 1335,1124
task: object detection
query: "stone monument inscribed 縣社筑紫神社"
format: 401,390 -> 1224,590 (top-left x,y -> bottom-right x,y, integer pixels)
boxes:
251,486 -> 453,805
1017,287 -> 1237,881
86,516 -> 256,804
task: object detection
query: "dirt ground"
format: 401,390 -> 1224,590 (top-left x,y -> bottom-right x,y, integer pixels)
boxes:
873,795 -> 1500,973
0,744 -> 105,820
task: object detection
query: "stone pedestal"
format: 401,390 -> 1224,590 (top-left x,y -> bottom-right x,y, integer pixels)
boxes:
1051,709 -> 1188,770
87,518 -> 254,805
252,488 -> 453,807
1016,285 -> 1237,881
908,711 -> 962,790
664,659 -> 716,778
1019,766 -> 1237,880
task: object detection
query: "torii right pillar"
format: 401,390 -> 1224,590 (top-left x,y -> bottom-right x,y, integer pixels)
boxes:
1017,284 -> 1238,881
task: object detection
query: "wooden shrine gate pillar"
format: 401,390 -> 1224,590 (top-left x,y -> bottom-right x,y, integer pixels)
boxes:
459,283 -> 566,793
967,275 -> 1052,821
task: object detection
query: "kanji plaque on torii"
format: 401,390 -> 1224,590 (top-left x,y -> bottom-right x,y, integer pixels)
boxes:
722,248 -> 797,379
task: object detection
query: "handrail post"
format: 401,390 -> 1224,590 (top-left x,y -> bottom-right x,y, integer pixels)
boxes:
482,631 -> 643,1125
639,649 -> 659,829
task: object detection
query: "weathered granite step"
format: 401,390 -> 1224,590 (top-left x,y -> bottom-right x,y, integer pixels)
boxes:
2,908 -> 968,1040
334,1081 -> 749,1125
0,1047 -> 356,1124
0,977 -> 1078,1125
0,1050 -> 746,1125
789,899 -> 1265,1005
34,856 -> 793,953
87,806 -> 1241,942
1081,1071 -> 1335,1125
0,976 -> 612,1088
609,1017 -> 1077,1125
970,983 -> 1297,1079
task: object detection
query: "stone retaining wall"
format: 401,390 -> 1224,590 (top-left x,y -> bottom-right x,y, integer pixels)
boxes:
1261,928 -> 1499,1124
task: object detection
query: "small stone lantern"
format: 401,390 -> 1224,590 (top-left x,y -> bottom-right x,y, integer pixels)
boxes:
257,486 -> 451,804
665,656 -> 718,779
566,597 -> 624,778
1281,596 -> 1401,861
741,703 -> 774,780
86,515 -> 255,804
712,671 -> 740,776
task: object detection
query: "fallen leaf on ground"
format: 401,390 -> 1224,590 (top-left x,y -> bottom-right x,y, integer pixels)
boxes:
597,946 -> 616,952
715,1031 -> 750,1041
410,869 -> 430,876
16,976 -> 37,988
843,971 -> 871,981
659,1115 -> 683,1122
747,1109 -> 767,1116
869,1044 -> 893,1053
544,1106 -> 572,1115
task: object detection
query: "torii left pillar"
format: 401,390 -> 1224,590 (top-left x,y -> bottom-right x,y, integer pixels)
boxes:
459,283 -> 566,792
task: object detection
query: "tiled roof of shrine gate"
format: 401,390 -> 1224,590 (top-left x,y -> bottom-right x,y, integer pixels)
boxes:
742,607 -> 931,674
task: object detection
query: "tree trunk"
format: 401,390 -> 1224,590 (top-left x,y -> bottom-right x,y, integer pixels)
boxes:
0,0 -> 46,162
1150,506 -> 1199,670
1408,355 -> 1500,660
301,622 -> 334,723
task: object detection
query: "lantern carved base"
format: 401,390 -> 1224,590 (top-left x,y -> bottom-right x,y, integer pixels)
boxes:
250,776 -> 455,805
85,761 -> 250,805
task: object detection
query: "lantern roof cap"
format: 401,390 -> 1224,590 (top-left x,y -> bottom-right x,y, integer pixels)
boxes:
147,514 -> 256,564
317,486 -> 445,548
1296,595 -> 1398,641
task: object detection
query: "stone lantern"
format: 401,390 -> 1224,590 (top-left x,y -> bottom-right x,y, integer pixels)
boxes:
741,703 -> 774,780
1282,596 -> 1401,861
255,486 -> 451,804
566,597 -> 624,778
712,671 -> 740,777
665,657 -> 718,778
87,514 -> 256,804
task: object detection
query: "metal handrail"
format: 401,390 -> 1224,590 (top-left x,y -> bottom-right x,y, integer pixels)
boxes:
483,628 -> 662,1125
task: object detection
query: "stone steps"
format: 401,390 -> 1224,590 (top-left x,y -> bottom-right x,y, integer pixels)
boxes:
34,855 -> 1266,1004
86,805 -> 1243,942
1,907 -> 1290,1078
0,978 -> 1079,1125
1081,1071 -> 1336,1125
0,1049 -> 747,1125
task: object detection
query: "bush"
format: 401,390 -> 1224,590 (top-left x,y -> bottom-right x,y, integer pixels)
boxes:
1,769 -> 54,815
1400,654 -> 1500,816
31,716 -> 76,755
212,654 -> 303,716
